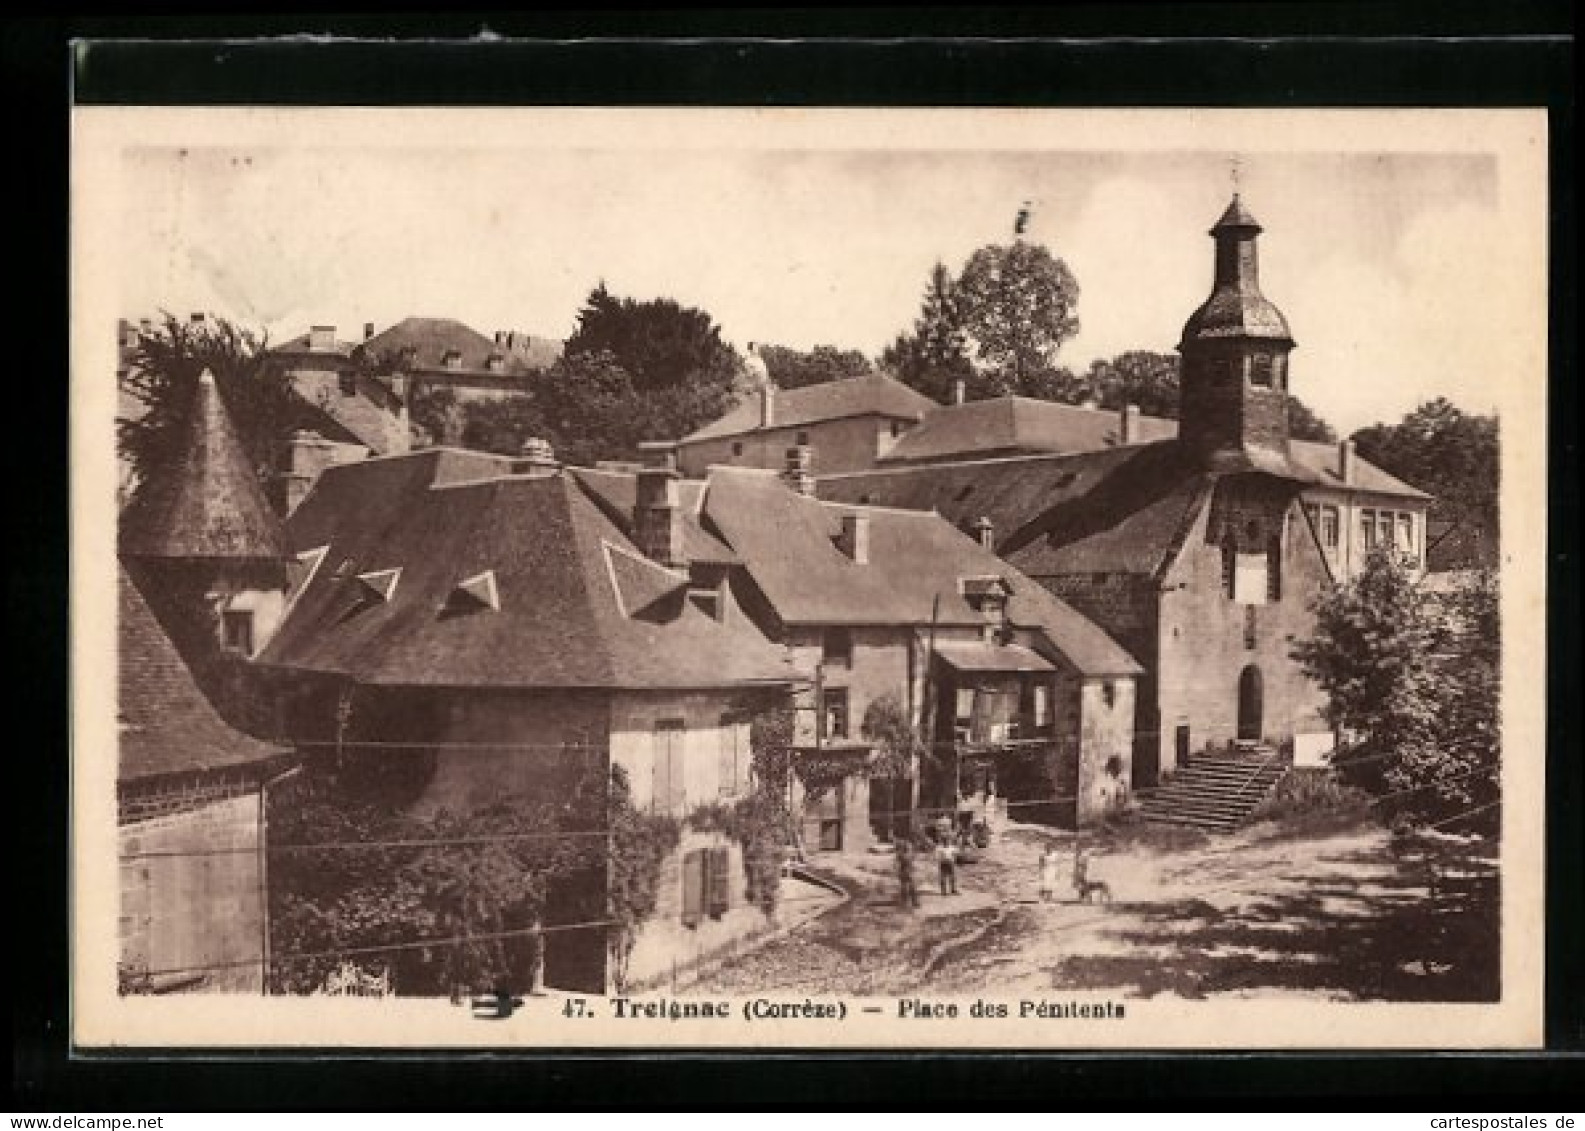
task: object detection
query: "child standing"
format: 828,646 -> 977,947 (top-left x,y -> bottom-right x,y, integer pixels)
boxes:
1038,844 -> 1061,902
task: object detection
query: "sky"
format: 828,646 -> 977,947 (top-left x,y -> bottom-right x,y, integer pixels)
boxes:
113,113 -> 1536,436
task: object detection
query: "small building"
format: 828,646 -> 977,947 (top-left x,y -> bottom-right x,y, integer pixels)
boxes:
117,565 -> 294,993
823,197 -> 1382,783
676,371 -> 938,478
575,450 -> 1143,843
359,316 -> 560,401
258,442 -> 800,993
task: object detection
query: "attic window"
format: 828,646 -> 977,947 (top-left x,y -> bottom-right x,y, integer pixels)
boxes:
1250,354 -> 1274,388
355,567 -> 401,604
443,570 -> 500,614
222,610 -> 254,656
731,441 -> 744,457
796,430 -> 810,446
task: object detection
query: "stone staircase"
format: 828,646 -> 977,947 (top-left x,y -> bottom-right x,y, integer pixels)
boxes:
1137,746 -> 1290,833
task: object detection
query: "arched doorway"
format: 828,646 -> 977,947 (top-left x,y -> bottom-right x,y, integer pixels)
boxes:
1237,665 -> 1264,742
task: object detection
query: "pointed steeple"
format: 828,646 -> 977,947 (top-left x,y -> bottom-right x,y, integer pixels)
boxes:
120,369 -> 284,561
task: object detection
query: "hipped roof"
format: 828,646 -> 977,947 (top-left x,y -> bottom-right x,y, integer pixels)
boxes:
681,373 -> 938,444
260,451 -> 798,691
703,468 -> 1141,676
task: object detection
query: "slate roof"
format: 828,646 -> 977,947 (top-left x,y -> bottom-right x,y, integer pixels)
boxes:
361,316 -> 533,376
271,332 -> 359,362
818,443 -> 1221,579
119,565 -> 287,783
119,372 -> 285,561
1181,195 -> 1293,346
878,396 -> 1178,466
570,467 -> 741,565
702,469 -> 1140,676
681,373 -> 938,445
259,452 -> 797,690
845,398 -> 1427,500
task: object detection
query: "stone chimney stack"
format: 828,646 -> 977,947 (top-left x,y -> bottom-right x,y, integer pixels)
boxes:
781,445 -> 815,497
1340,439 -> 1357,484
837,513 -> 871,565
1121,402 -> 1141,445
634,441 -> 685,569
309,324 -> 336,351
973,516 -> 995,551
364,322 -> 376,341
952,378 -> 967,406
514,436 -> 559,477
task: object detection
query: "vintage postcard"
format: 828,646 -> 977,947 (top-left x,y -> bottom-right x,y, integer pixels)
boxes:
71,106 -> 1548,1049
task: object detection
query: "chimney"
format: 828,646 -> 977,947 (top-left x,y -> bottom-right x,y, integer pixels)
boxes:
494,330 -> 505,346
760,381 -> 776,429
973,516 -> 995,551
1121,402 -> 1141,445
514,436 -> 559,477
781,445 -> 815,497
309,324 -> 336,351
837,513 -> 871,565
364,322 -> 376,341
634,441 -> 685,568
139,317 -> 153,335
952,378 -> 967,406
1340,439 -> 1357,484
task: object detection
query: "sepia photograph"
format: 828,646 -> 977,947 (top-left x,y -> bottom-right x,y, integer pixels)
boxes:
70,106 -> 1548,1049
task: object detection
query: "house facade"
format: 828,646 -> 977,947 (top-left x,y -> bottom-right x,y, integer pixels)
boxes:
822,197 -> 1368,783
258,442 -> 800,993
676,372 -> 938,478
574,450 -> 1143,843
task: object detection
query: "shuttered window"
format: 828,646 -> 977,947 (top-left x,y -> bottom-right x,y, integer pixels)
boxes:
680,849 -> 705,928
652,720 -> 686,814
718,715 -> 748,798
708,846 -> 731,919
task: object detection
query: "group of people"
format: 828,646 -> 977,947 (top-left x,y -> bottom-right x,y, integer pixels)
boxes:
892,824 -> 1097,910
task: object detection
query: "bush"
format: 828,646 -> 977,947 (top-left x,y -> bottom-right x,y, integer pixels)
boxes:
1249,768 -> 1372,825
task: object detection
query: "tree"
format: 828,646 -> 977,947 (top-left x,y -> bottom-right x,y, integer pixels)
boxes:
563,283 -> 743,394
954,240 -> 1081,389
409,384 -> 464,448
1293,549 -> 1499,826
118,312 -> 295,493
880,263 -> 978,404
861,693 -> 927,841
758,344 -> 871,389
1081,351 -> 1182,417
1352,398 -> 1499,568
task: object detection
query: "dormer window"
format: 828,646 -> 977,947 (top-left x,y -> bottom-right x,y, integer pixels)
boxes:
222,610 -> 254,655
443,569 -> 500,614
442,349 -> 464,370
355,567 -> 401,604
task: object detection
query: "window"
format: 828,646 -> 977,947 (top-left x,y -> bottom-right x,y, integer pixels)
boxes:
954,688 -> 976,736
1250,354 -> 1273,387
731,441 -> 744,457
1244,604 -> 1258,649
1221,535 -> 1237,597
718,715 -> 749,798
1377,512 -> 1393,550
1272,354 -> 1287,389
679,845 -> 732,928
1100,681 -> 1116,709
1397,514 -> 1415,554
1321,507 -> 1340,550
821,689 -> 850,740
821,627 -> 853,667
221,610 -> 254,655
1361,509 -> 1378,550
796,429 -> 810,446
652,720 -> 686,813
338,372 -> 357,397
1032,682 -> 1052,730
680,849 -> 705,928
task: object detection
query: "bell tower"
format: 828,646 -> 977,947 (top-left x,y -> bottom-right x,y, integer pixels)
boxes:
1176,195 -> 1295,470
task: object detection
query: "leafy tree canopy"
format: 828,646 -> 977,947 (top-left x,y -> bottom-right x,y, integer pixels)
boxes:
118,312 -> 295,495
954,240 -> 1081,389
563,283 -> 744,393
758,343 -> 871,389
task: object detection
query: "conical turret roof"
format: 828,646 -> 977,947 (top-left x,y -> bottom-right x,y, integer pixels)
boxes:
120,370 -> 284,560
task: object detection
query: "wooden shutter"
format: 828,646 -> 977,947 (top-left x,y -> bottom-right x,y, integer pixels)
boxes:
681,849 -> 704,928
707,846 -> 731,918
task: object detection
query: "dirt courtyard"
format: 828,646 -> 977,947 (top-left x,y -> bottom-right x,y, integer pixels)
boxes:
696,813 -> 1500,1002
